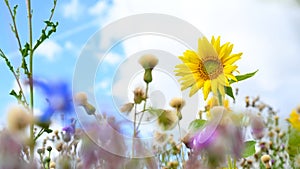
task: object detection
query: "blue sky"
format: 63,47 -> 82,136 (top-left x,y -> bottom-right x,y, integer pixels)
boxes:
1,0 -> 300,128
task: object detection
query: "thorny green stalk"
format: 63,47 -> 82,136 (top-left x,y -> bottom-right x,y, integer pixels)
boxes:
25,0 -> 35,160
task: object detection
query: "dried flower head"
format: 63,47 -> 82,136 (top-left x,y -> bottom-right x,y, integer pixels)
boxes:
7,106 -> 31,132
138,54 -> 158,69
153,131 -> 168,145
120,103 -> 134,113
157,110 -> 178,131
133,87 -> 145,104
261,154 -> 271,169
74,92 -> 88,106
50,161 -> 56,168
261,154 -> 271,163
169,97 -> 185,111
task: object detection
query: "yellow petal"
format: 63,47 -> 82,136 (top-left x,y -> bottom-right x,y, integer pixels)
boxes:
223,53 -> 242,65
211,79 -> 218,95
189,82 -> 200,97
198,37 -> 218,58
203,80 -> 211,100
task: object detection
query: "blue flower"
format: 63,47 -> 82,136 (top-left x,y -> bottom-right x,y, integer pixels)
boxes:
33,79 -> 74,123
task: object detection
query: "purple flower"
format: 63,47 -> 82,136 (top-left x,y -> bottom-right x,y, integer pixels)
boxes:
33,79 -> 74,123
250,115 -> 265,139
187,120 -> 244,167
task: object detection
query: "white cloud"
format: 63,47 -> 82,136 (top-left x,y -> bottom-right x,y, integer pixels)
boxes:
35,40 -> 62,61
88,0 -> 108,16
61,0 -> 84,21
102,52 -> 122,65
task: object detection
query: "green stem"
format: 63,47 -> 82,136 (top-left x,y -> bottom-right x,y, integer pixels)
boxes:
233,158 -> 237,169
227,155 -> 233,169
178,122 -> 185,165
4,0 -> 23,51
217,89 -> 223,106
3,1 -> 29,107
26,0 -> 35,160
132,104 -> 137,157
136,82 -> 149,131
34,128 -> 45,141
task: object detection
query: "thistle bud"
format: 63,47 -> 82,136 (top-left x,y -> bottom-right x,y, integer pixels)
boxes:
7,106 -> 32,132
83,103 -> 96,115
74,92 -> 88,106
133,87 -> 145,104
138,54 -> 158,83
169,97 -> 185,111
261,155 -> 271,169
74,92 -> 96,115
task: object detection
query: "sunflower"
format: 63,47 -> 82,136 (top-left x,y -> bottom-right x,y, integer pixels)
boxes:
175,36 -> 242,100
288,109 -> 300,131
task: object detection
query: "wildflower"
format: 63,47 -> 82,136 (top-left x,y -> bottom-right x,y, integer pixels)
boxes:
74,92 -> 96,115
175,36 -> 242,100
74,92 -> 88,106
169,97 -> 185,111
133,87 -> 146,104
33,79 -> 74,123
250,115 -> 265,139
50,161 -> 56,168
7,106 -> 31,132
157,110 -> 178,131
288,109 -> 300,131
139,54 -> 159,83
186,107 -> 244,168
138,54 -> 158,69
153,131 -> 168,146
261,155 -> 271,169
120,103 -> 134,113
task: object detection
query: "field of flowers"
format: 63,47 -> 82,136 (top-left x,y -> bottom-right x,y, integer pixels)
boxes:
1,0 -> 300,169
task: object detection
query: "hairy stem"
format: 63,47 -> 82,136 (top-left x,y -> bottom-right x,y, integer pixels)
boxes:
26,0 -> 35,160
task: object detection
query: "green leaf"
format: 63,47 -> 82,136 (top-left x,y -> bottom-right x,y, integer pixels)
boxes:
229,70 -> 258,84
44,128 -> 53,133
225,86 -> 235,100
147,107 -> 164,116
13,5 -> 18,17
9,89 -> 22,101
188,119 -> 206,132
242,140 -> 256,158
21,43 -> 30,57
0,49 -> 15,73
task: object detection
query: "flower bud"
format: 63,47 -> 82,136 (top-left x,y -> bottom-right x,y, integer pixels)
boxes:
133,87 -> 145,104
139,54 -> 158,83
138,54 -> 158,69
74,92 -> 88,106
83,103 -> 96,115
169,97 -> 185,111
7,106 -> 31,132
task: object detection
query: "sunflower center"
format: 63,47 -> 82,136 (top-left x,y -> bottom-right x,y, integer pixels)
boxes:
200,56 -> 223,79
